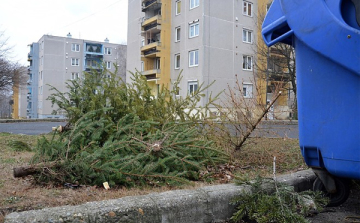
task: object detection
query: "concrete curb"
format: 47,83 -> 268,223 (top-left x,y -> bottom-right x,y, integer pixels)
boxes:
5,169 -> 315,223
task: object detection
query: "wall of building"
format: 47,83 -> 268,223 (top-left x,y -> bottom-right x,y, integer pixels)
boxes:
126,0 -> 144,78
170,0 -> 258,107
27,43 -> 39,118
28,34 -> 127,119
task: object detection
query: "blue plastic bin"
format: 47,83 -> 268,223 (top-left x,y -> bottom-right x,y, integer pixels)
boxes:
262,0 -> 360,206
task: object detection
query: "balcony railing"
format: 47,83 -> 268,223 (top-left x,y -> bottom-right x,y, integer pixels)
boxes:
143,49 -> 159,56
142,69 -> 161,76
142,0 -> 161,11
144,22 -> 160,31
142,15 -> 161,27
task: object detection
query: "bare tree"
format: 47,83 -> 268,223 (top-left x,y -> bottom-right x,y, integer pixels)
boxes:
205,74 -> 282,153
254,2 -> 297,119
0,30 -> 27,93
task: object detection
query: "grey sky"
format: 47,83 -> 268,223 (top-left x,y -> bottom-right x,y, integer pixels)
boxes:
0,0 -> 128,66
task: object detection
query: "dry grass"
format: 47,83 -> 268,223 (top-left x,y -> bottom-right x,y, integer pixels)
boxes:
0,133 -> 305,222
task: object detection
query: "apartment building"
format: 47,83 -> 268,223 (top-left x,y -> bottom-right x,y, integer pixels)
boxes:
27,34 -> 127,119
127,0 -> 259,108
257,0 -> 295,119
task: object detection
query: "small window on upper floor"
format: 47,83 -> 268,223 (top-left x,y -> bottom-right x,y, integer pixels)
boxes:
106,61 -> 112,69
243,55 -> 253,71
71,72 -> 80,80
176,0 -> 181,15
190,0 -> 199,9
242,29 -> 253,44
243,1 -> 253,17
189,50 -> 199,67
71,58 -> 80,66
175,27 -> 181,42
71,43 -> 80,52
189,22 -> 199,38
188,81 -> 198,95
243,83 -> 253,98
175,54 -> 180,69
104,47 -> 112,55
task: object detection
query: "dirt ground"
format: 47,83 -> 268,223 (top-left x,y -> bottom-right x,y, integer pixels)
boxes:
0,133 -> 308,223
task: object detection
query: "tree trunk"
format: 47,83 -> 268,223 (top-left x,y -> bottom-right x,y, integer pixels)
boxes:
13,162 -> 62,178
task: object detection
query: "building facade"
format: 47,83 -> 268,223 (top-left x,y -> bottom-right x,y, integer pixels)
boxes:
27,34 -> 127,119
257,0 -> 295,119
127,0 -> 259,109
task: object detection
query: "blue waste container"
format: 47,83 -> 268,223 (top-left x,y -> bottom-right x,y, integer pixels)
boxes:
262,0 -> 360,206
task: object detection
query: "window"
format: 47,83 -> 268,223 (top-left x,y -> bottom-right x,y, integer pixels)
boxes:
155,58 -> 160,69
86,60 -> 97,67
242,55 -> 253,70
173,81 -> 180,96
175,54 -> 180,69
243,83 -> 253,98
71,43 -> 80,52
71,72 -> 80,80
189,50 -> 199,67
71,58 -> 80,66
106,61 -> 112,69
189,22 -> 199,38
104,47 -> 111,55
188,81 -> 198,95
242,29 -> 253,43
175,27 -> 181,42
243,1 -> 253,16
176,1 -> 181,15
40,86 -> 43,95
141,39 -> 145,47
141,61 -> 144,72
190,0 -> 199,9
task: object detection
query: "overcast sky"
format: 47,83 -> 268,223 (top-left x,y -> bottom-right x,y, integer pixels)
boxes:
0,0 -> 128,66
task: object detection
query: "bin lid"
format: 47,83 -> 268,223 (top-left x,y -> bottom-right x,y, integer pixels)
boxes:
262,0 -> 360,75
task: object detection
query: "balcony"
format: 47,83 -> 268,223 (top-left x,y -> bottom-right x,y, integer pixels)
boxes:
141,42 -> 161,57
143,22 -> 161,32
142,0 -> 161,12
27,53 -> 32,61
85,43 -> 103,55
27,79 -> 32,85
142,69 -> 160,77
142,15 -> 161,29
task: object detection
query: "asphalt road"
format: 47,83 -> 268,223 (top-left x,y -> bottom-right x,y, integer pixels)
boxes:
0,121 -> 299,138
0,122 -> 67,135
306,182 -> 360,223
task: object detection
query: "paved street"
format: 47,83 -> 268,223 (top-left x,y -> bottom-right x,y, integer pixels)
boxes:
0,121 -> 299,138
0,121 -> 66,135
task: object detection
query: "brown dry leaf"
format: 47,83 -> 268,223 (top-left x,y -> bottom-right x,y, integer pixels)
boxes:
108,211 -> 116,217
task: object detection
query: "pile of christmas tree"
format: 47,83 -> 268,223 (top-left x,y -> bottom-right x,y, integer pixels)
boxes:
28,67 -> 228,187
